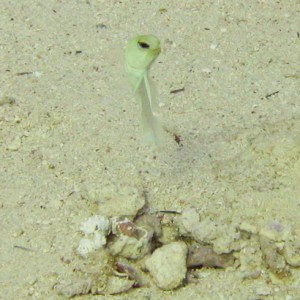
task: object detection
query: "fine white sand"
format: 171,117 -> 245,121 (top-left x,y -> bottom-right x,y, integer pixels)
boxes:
1,1 -> 299,299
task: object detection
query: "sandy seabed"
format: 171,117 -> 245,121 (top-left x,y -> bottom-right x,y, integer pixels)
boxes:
1,1 -> 299,299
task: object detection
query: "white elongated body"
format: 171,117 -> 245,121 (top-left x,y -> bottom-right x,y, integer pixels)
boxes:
125,35 -> 164,146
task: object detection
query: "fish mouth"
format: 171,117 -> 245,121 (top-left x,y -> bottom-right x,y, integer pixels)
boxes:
153,47 -> 161,56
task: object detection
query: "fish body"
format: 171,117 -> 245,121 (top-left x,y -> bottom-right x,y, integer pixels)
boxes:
125,35 -> 164,146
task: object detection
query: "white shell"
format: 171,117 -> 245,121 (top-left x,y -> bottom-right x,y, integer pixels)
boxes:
80,215 -> 110,235
77,215 -> 111,257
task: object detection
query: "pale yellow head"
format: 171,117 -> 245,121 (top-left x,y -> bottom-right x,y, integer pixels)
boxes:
125,35 -> 161,70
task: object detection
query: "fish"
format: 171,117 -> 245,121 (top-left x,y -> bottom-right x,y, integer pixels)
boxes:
125,35 -> 164,147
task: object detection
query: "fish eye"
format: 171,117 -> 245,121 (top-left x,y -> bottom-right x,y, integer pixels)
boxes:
138,41 -> 150,49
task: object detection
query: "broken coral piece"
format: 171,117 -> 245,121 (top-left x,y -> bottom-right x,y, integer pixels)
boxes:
187,244 -> 235,269
77,215 -> 111,257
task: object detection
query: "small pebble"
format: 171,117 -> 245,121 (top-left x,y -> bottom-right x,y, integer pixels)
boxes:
108,220 -> 152,259
259,236 -> 288,275
187,244 -> 235,268
135,214 -> 162,238
260,221 -> 284,241
284,239 -> 300,267
191,218 -> 218,243
145,242 -> 187,290
176,207 -> 200,236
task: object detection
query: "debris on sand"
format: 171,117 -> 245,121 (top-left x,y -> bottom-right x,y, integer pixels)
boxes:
145,242 -> 188,290
56,205 -> 300,296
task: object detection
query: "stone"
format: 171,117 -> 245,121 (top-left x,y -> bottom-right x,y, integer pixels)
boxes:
145,241 -> 187,290
187,244 -> 234,268
108,218 -> 153,259
176,207 -> 200,236
284,238 -> 300,267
